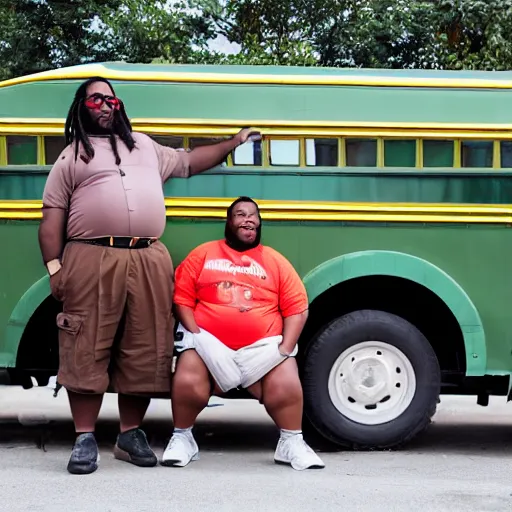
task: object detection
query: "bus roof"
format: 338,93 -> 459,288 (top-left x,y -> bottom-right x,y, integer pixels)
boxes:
1,62 -> 512,129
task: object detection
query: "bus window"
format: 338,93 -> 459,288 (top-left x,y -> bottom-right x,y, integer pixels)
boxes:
306,138 -> 338,166
500,141 -> 512,168
384,139 -> 416,167
44,136 -> 67,164
7,135 -> 37,165
345,139 -> 377,167
461,140 -> 493,168
151,135 -> 184,149
269,139 -> 299,166
190,137 -> 228,165
423,140 -> 454,167
233,140 -> 262,166
189,137 -> 227,149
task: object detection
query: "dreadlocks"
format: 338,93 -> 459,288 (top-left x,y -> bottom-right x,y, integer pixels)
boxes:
64,76 -> 136,166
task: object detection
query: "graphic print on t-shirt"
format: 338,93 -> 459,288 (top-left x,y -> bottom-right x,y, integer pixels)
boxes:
203,255 -> 268,312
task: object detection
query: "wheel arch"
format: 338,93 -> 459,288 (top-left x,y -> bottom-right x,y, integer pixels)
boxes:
4,275 -> 51,367
302,250 -> 486,376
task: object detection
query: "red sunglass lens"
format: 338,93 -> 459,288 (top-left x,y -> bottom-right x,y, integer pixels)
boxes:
84,95 -> 121,110
85,99 -> 100,109
109,98 -> 120,109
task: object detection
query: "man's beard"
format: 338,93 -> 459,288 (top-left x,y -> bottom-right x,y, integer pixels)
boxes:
224,221 -> 261,252
81,107 -> 114,136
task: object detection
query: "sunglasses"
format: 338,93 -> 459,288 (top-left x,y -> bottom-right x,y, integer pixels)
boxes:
84,93 -> 121,111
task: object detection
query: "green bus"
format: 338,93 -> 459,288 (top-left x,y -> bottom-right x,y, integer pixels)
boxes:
1,62 -> 511,451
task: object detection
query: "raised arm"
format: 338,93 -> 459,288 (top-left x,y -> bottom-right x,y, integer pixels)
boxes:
188,128 -> 260,176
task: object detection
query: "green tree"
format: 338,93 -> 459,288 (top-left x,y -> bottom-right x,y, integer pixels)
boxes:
432,0 -> 512,70
207,0 -> 512,70
101,0 -> 217,64
3,0 -> 512,80
0,0 -> 122,79
0,0 -> 216,80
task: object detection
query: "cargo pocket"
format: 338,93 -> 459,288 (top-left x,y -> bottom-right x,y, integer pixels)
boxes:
56,312 -> 87,373
56,312 -> 83,335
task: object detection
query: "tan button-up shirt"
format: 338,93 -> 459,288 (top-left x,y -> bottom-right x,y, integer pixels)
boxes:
42,132 -> 190,239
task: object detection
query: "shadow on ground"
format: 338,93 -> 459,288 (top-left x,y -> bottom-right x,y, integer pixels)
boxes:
0,415 -> 283,453
1,415 -> 512,457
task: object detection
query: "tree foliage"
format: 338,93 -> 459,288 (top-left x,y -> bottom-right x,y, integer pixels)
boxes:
1,0 -> 512,81
0,0 -> 122,80
213,0 -> 512,70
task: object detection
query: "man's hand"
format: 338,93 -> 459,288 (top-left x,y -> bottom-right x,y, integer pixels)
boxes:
233,127 -> 262,146
279,310 -> 309,356
175,305 -> 201,334
188,127 -> 262,175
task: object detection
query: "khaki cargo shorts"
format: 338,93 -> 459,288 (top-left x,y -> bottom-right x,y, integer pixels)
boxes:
53,240 -> 175,396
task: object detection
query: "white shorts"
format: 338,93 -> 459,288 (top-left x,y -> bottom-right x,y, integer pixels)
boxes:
174,324 -> 298,393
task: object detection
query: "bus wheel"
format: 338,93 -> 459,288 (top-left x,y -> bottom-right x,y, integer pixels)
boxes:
302,309 -> 441,450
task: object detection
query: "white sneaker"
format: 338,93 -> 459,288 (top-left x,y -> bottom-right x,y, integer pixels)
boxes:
161,433 -> 199,467
274,434 -> 325,470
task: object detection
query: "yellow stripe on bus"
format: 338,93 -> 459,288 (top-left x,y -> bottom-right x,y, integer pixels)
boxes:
1,198 -> 511,224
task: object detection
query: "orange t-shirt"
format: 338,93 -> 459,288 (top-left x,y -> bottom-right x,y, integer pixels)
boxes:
173,240 -> 309,350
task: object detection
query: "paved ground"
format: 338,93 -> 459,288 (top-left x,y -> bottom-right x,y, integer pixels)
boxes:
1,383 -> 512,512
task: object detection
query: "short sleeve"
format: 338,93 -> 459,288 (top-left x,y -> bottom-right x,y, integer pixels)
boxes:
273,251 -> 309,317
173,245 -> 207,308
42,146 -> 74,209
152,140 -> 191,182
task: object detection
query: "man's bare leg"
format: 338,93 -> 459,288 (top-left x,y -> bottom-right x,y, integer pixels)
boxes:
68,390 -> 104,432
248,358 -> 325,470
254,358 -> 303,430
161,350 -> 213,467
118,394 -> 151,432
171,350 -> 212,427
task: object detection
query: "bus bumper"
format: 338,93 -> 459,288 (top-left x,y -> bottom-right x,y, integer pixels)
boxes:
0,369 -> 10,385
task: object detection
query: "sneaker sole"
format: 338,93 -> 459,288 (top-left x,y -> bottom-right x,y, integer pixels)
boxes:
113,445 -> 158,467
274,458 -> 325,470
67,462 -> 98,475
160,452 -> 199,467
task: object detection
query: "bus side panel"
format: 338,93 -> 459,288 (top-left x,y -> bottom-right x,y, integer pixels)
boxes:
0,220 -> 46,367
161,219 -> 512,375
2,217 -> 512,380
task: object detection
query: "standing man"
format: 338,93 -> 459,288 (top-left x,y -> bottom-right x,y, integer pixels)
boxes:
38,76 -> 258,475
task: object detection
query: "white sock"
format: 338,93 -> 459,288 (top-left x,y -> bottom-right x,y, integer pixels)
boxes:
280,428 -> 302,441
174,426 -> 194,439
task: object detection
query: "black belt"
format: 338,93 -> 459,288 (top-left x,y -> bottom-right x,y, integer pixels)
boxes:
70,236 -> 158,249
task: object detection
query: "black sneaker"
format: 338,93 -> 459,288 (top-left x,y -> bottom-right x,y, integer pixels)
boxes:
67,433 -> 99,475
113,428 -> 157,467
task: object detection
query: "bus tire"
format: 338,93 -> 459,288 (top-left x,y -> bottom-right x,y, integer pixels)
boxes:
302,309 -> 441,450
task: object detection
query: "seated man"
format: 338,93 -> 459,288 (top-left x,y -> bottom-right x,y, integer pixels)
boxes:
162,196 -> 325,471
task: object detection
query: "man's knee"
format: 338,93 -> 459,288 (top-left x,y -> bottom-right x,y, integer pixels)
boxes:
262,360 -> 303,406
267,378 -> 302,406
172,351 -> 211,398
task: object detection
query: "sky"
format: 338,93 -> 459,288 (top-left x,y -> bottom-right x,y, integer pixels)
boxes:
209,33 -> 240,55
